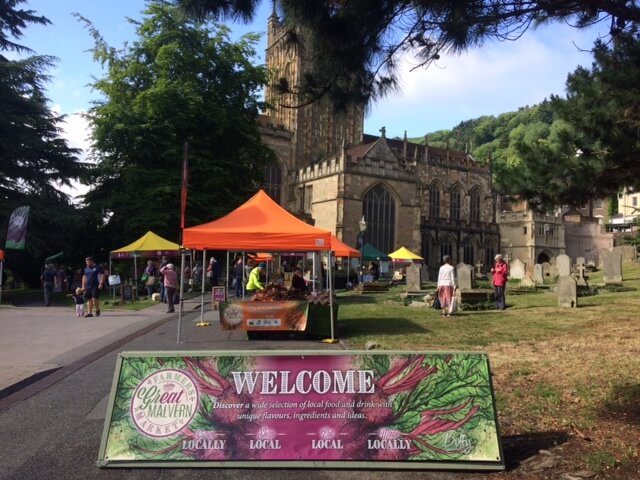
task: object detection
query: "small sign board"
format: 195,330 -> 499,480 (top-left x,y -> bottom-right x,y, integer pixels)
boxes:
121,284 -> 133,302
98,351 -> 504,470
212,286 -> 226,303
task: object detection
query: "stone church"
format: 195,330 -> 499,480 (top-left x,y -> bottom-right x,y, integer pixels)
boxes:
258,9 -> 500,278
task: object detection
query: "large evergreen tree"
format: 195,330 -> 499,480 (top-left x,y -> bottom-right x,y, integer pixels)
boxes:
82,1 -> 274,248
1,0 -> 87,285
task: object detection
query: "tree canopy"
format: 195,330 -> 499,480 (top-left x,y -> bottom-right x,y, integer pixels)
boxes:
1,0 -> 88,285
81,1 -> 274,248
175,0 -> 640,108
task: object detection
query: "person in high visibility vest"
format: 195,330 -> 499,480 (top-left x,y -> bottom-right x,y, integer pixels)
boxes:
246,262 -> 265,294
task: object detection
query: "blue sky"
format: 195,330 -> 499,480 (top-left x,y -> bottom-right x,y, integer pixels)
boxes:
16,0 -> 609,154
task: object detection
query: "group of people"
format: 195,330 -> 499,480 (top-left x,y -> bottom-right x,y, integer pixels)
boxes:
231,260 -> 308,297
437,254 -> 509,316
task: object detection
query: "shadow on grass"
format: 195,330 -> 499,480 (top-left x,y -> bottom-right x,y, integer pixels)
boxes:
501,430 -> 570,470
336,295 -> 378,304
340,317 -> 431,336
600,383 -> 640,424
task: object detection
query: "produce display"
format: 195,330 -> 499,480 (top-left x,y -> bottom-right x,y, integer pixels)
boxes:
252,283 -> 334,305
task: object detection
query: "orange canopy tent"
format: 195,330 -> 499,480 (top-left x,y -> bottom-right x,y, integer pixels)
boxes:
183,190 -> 331,252
247,252 -> 274,263
330,235 -> 361,257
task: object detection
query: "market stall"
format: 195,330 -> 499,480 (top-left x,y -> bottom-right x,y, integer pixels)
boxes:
329,234 -> 360,288
109,231 -> 181,299
388,246 -> 424,281
182,190 -> 336,342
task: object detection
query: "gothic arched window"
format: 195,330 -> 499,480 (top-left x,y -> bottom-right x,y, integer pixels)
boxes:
363,184 -> 395,254
463,238 -> 475,265
429,184 -> 440,219
263,163 -> 282,204
450,187 -> 461,221
470,187 -> 481,222
440,237 -> 453,262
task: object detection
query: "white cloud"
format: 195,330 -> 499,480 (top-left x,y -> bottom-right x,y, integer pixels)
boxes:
364,22 -> 607,138
57,111 -> 92,201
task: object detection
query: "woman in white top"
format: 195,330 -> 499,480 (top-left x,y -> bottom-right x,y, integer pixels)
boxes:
437,255 -> 456,316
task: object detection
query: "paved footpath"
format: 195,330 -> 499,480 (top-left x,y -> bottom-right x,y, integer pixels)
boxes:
0,299 -> 471,480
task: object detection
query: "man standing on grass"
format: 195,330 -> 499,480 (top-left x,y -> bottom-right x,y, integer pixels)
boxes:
491,254 -> 509,311
82,256 -> 105,317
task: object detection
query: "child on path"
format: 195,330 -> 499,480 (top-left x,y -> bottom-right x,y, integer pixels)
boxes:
69,287 -> 85,317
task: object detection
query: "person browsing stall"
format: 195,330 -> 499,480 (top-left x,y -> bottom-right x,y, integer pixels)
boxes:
290,268 -> 308,292
159,263 -> 178,313
246,262 -> 265,295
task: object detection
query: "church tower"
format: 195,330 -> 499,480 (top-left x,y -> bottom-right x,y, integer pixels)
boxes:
265,5 -> 364,168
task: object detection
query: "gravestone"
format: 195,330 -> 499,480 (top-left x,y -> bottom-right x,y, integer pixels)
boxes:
549,264 -> 559,278
603,252 -> 623,284
420,267 -> 430,283
598,248 -> 611,268
541,262 -> 551,278
556,254 -> 571,277
575,257 -> 588,286
519,276 -> 535,288
557,276 -> 577,308
456,263 -> 474,290
474,262 -> 484,276
613,245 -> 637,262
534,264 -> 544,284
405,263 -> 422,292
509,258 -> 526,280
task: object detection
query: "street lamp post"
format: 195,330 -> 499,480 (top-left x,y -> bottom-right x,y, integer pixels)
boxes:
357,216 -> 367,283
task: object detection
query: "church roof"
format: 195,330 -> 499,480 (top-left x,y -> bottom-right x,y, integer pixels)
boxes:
346,141 -> 376,160
362,133 -> 474,163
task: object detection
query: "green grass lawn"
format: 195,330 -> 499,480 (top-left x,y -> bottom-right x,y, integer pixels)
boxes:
337,261 -> 640,477
337,262 -> 640,351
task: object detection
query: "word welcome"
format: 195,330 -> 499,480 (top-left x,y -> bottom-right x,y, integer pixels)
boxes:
231,369 -> 375,395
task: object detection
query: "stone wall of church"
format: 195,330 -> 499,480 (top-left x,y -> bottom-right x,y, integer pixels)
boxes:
417,163 -> 494,224
341,175 -> 422,252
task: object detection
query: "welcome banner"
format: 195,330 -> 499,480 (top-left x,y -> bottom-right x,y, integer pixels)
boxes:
98,351 -> 503,470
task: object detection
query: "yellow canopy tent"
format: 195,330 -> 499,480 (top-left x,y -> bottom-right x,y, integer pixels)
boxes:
388,246 -> 423,261
109,231 -> 182,298
111,231 -> 181,259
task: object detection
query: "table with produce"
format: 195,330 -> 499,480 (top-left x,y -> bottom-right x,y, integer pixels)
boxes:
219,283 -> 337,338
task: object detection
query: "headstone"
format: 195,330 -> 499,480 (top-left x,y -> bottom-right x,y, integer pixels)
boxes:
420,267 -> 430,283
598,248 -> 611,268
456,263 -> 474,290
534,264 -> 544,284
557,276 -> 577,308
603,252 -> 623,284
541,262 -> 551,278
519,276 -> 535,288
613,245 -> 638,262
556,254 -> 571,277
575,257 -> 588,286
405,263 -> 422,292
509,258 -> 526,280
549,264 -> 559,278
